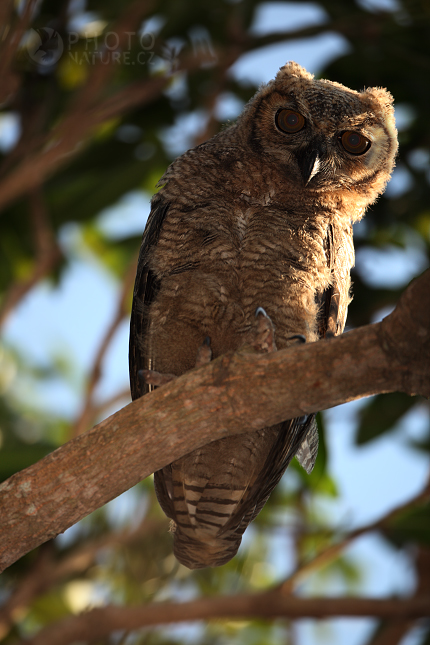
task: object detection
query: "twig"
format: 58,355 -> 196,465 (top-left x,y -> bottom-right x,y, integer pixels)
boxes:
71,257 -> 137,437
278,470 -> 430,593
65,0 -> 156,122
364,546 -> 430,645
0,189 -> 62,328
0,0 -> 39,106
365,622 -> 414,645
92,387 -> 132,420
192,50 -> 239,146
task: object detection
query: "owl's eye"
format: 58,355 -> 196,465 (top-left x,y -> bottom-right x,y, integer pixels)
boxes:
340,131 -> 371,155
276,109 -> 305,134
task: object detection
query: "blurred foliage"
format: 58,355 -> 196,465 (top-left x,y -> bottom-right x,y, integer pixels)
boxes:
0,0 -> 429,644
383,502 -> 430,548
355,392 -> 420,445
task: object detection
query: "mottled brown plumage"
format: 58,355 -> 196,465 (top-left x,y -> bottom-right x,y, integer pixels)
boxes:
129,62 -> 398,569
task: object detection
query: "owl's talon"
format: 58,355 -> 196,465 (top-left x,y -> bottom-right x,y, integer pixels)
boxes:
253,307 -> 277,353
195,336 -> 212,368
287,334 -> 307,344
138,369 -> 177,387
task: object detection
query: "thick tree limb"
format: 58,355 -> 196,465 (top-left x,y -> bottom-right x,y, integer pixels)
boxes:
12,594 -> 430,645
0,270 -> 429,573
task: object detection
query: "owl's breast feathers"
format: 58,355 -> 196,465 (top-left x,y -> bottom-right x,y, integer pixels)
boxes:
150,141 -> 353,341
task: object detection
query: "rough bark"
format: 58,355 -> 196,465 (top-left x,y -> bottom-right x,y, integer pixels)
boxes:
0,269 -> 429,573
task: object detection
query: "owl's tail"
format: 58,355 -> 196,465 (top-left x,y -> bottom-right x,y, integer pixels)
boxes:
172,524 -> 242,569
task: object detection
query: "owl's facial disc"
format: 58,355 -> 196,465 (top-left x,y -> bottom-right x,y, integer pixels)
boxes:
274,108 -> 325,185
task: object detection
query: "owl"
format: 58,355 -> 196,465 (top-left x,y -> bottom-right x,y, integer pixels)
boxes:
129,62 -> 398,569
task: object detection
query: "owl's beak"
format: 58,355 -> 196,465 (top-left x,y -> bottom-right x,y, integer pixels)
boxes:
296,143 -> 324,185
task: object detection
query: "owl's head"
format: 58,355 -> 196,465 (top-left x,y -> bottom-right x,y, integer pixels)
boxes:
240,61 -> 398,216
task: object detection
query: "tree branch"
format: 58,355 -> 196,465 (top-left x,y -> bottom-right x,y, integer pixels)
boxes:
12,594 -> 430,645
0,269 -> 428,573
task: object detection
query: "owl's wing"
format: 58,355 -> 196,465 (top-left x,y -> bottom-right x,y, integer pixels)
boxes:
235,221 -> 354,529
129,195 -> 169,401
318,221 -> 354,338
317,223 -> 338,338
294,417 -> 319,474
227,415 -> 317,534
295,222 -> 352,474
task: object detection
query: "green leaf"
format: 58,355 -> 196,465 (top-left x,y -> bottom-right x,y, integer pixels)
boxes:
418,627 -> 430,645
382,503 -> 430,547
355,393 -> 419,445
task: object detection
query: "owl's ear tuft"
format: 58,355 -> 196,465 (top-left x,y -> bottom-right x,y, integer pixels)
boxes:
362,87 -> 397,140
276,61 -> 314,82
362,86 -> 395,112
